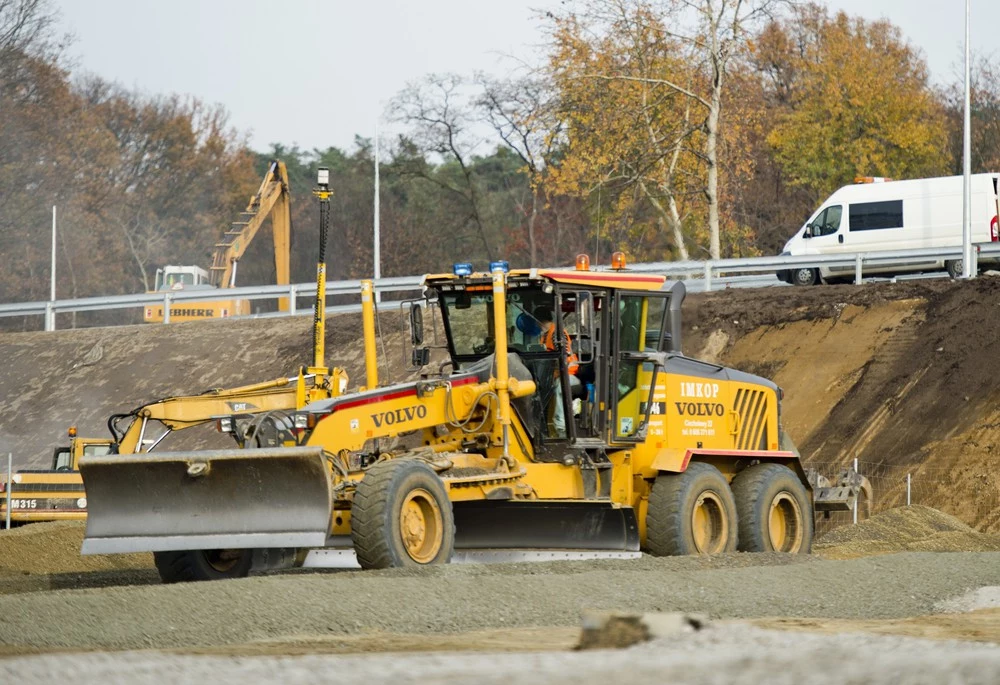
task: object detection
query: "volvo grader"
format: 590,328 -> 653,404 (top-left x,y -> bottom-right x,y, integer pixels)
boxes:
79,172 -> 868,582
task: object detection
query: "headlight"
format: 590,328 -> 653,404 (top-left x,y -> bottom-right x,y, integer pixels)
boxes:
293,413 -> 309,430
216,416 -> 233,433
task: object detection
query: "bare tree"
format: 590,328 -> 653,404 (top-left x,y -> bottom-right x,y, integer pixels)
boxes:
478,74 -> 562,266
388,74 -> 494,260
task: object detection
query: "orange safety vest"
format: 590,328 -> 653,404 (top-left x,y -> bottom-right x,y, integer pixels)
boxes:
541,324 -> 579,375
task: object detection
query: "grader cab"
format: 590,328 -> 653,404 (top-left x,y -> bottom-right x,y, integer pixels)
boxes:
80,261 -> 868,582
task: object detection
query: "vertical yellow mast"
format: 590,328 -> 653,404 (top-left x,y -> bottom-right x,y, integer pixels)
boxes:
491,268 -> 511,459
312,168 -> 332,368
360,280 -> 379,390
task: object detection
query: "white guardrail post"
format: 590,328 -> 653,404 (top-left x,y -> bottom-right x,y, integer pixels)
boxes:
44,302 -> 54,332
289,284 -> 297,316
854,254 -> 863,285
163,292 -> 171,324
703,262 -> 712,292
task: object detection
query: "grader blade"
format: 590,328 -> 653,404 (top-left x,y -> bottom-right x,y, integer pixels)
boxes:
452,500 -> 640,552
80,447 -> 332,555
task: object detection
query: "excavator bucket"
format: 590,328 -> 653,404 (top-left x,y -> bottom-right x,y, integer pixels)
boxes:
80,447 -> 332,555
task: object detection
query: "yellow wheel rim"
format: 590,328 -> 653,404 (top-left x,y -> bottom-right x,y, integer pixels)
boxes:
768,493 -> 804,553
691,492 -> 728,554
400,488 -> 444,563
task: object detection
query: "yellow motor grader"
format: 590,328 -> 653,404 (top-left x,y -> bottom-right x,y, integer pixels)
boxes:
79,174 -> 868,582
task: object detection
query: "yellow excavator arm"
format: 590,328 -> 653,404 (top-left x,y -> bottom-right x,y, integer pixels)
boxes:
208,159 -> 291,309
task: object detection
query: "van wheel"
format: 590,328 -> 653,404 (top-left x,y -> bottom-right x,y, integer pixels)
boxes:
646,462 -> 738,556
791,268 -> 818,286
731,463 -> 813,554
946,259 -> 968,278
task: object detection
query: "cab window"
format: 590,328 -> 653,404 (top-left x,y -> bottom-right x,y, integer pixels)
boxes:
52,448 -> 72,471
83,444 -> 111,457
809,205 -> 843,237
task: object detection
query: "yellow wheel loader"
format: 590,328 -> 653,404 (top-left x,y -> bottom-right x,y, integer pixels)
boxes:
0,432 -> 110,525
79,174 -> 869,582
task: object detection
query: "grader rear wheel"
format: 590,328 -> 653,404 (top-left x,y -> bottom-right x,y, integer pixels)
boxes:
645,462 -> 738,556
731,463 -> 813,554
351,459 -> 455,569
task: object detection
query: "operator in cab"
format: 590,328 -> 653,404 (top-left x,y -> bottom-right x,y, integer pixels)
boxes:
534,305 -> 580,437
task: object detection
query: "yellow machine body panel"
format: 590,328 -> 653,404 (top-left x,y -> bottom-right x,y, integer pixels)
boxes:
144,297 -> 248,323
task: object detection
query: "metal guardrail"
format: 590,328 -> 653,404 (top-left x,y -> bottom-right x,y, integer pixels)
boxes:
2,244 -> 996,330
0,276 -> 424,330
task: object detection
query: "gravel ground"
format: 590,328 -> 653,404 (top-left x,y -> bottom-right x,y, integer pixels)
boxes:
2,551 -> 1000,653
6,623 -> 1000,685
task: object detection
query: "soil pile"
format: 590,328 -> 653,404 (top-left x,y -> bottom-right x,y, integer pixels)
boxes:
814,506 -> 1000,559
0,521 -> 151,576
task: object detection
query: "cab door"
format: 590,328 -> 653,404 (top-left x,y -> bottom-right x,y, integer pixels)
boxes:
609,291 -> 668,443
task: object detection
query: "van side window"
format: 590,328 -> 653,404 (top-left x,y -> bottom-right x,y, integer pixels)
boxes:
811,205 -> 842,236
849,200 -> 903,231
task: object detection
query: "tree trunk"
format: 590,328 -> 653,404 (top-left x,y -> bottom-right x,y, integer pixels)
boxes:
706,76 -> 722,260
528,187 -> 539,267
641,180 -> 690,260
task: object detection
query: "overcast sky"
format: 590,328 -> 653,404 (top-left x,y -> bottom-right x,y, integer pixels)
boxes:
54,0 -> 998,153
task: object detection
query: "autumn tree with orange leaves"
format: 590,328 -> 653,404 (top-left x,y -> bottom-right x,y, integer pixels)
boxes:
756,4 -> 949,198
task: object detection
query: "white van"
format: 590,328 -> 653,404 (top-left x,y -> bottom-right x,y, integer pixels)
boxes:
777,174 -> 1000,286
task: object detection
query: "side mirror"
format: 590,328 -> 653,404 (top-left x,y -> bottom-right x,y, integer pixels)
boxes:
803,224 -> 813,239
409,303 -> 424,346
411,347 -> 430,368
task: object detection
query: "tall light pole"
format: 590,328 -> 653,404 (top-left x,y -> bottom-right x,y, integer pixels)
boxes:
962,0 -> 973,278
374,122 -> 381,302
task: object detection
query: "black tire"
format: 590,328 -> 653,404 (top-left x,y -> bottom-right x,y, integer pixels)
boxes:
646,462 -> 738,556
791,267 -> 818,286
731,463 -> 813,554
153,549 -> 253,583
946,259 -> 972,279
351,459 -> 454,569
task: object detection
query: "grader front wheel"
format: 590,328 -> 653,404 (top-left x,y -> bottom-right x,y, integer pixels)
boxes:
646,462 -> 739,556
731,463 -> 813,554
153,549 -> 253,583
351,459 -> 455,569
